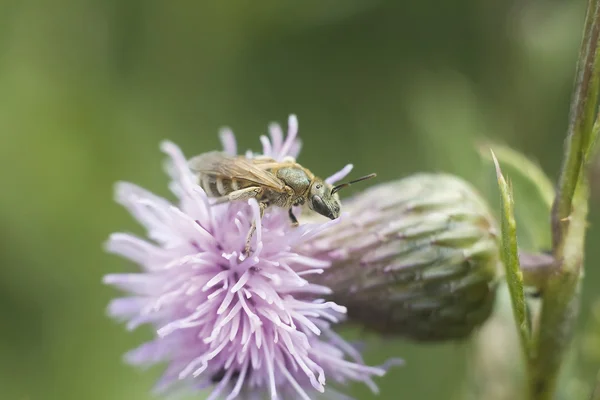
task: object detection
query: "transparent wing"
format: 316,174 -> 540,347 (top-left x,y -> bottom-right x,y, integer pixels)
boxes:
188,151 -> 285,191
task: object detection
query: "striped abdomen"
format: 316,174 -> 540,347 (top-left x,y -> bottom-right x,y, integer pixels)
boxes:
199,175 -> 254,198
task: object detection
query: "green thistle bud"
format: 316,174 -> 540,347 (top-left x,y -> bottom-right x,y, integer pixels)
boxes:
303,173 -> 501,342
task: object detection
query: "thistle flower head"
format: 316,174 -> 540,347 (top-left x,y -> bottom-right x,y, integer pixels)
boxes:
303,173 -> 501,342
103,115 -> 400,400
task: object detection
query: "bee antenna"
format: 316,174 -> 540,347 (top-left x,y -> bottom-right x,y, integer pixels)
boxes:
331,173 -> 377,195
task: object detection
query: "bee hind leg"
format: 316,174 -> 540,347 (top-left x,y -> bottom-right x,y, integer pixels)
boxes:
288,208 -> 299,227
244,201 -> 267,256
217,186 -> 263,203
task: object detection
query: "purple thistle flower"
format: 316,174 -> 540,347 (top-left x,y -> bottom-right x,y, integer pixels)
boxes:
103,115 -> 401,400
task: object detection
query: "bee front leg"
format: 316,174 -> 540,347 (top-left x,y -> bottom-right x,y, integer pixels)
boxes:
244,201 -> 267,256
288,208 -> 299,227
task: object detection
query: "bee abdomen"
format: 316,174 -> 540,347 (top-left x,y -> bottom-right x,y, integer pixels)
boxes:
199,175 -> 247,198
198,175 -> 216,197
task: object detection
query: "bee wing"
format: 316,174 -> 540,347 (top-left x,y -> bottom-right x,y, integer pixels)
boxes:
189,152 -> 285,191
252,160 -> 315,180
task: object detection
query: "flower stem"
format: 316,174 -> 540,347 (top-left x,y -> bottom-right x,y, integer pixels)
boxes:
551,0 -> 600,248
530,0 -> 600,398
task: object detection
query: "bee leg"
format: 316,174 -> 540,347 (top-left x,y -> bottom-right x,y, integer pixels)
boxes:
288,208 -> 299,227
212,186 -> 264,204
244,202 -> 267,256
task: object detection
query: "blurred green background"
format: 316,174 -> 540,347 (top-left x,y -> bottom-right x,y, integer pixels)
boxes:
2,1 -> 600,399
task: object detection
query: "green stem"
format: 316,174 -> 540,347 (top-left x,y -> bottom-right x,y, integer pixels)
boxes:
530,185 -> 587,399
551,0 -> 600,250
530,0 -> 600,398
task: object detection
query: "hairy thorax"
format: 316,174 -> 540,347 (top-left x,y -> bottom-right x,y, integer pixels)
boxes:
262,166 -> 311,208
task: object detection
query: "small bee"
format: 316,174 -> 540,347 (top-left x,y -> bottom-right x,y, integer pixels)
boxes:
189,151 -> 376,254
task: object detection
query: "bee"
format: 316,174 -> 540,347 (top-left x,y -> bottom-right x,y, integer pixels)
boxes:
189,151 -> 376,254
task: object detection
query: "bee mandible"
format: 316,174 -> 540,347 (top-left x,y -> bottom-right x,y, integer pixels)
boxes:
188,151 -> 376,255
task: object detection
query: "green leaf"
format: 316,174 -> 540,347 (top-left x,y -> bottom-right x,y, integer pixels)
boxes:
490,150 -> 531,360
479,143 -> 554,252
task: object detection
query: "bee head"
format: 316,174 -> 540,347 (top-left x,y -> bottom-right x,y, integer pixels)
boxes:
308,173 -> 377,220
308,180 -> 341,220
